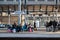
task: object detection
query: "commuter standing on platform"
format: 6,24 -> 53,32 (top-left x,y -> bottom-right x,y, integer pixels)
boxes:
16,23 -> 22,32
34,21 -> 36,28
12,22 -> 17,33
22,23 -> 28,31
45,21 -> 49,32
52,20 -> 57,32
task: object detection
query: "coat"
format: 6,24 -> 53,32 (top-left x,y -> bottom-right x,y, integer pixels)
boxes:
52,20 -> 57,28
22,24 -> 28,31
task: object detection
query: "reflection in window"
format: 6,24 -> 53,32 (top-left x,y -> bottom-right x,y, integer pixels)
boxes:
2,17 -> 8,21
21,0 -> 23,1
38,0 -> 44,1
28,0 -> 35,1
58,16 -> 60,21
10,16 -> 18,22
0,7 -> 2,11
7,0 -> 13,1
59,6 -> 60,12
59,0 -> 60,1
47,0 -> 54,1
41,5 -> 46,11
15,5 -> 18,11
34,6 -> 40,11
2,12 -> 8,16
0,0 -> 4,1
16,0 -> 23,1
9,6 -> 14,11
10,12 -> 14,14
28,17 -> 33,20
21,5 -> 24,11
16,0 -> 18,1
0,12 -> 1,16
2,16 -> 8,24
3,6 -> 8,11
28,6 -> 33,11
47,6 -> 52,11
0,12 -> 2,24
53,6 -> 59,11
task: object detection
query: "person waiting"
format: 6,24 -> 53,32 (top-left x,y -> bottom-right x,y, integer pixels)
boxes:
22,23 -> 28,31
11,22 -> 17,33
17,24 -> 22,32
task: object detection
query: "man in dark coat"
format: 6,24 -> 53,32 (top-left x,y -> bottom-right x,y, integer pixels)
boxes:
34,22 -> 36,28
52,20 -> 57,32
45,21 -> 49,32
11,22 -> 17,32
22,23 -> 28,31
12,22 -> 17,29
57,21 -> 60,30
47,20 -> 53,32
16,24 -> 22,32
48,20 -> 53,26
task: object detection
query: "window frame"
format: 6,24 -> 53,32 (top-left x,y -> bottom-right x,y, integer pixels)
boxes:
47,0 -> 54,1
7,0 -> 13,1
28,0 -> 35,1
38,0 -> 45,1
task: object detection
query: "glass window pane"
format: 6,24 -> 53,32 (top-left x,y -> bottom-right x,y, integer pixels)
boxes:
47,6 -> 52,11
0,6 -> 2,11
3,6 -> 8,11
2,16 -> 8,22
38,0 -> 44,1
11,16 -> 18,22
9,6 -> 14,11
53,6 -> 59,11
59,6 -> 60,12
48,0 -> 54,1
28,0 -> 35,1
2,16 -> 8,24
0,16 -> 2,24
2,12 -> 8,16
7,0 -> 13,1
0,0 -> 4,1
16,0 -> 23,1
15,5 -> 18,11
0,12 -> 1,16
59,0 -> 60,1
16,0 -> 18,1
28,5 -> 33,11
21,5 -> 24,11
34,6 -> 40,11
41,5 -> 46,11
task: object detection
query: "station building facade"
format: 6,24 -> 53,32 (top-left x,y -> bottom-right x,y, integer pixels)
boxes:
0,0 -> 60,27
